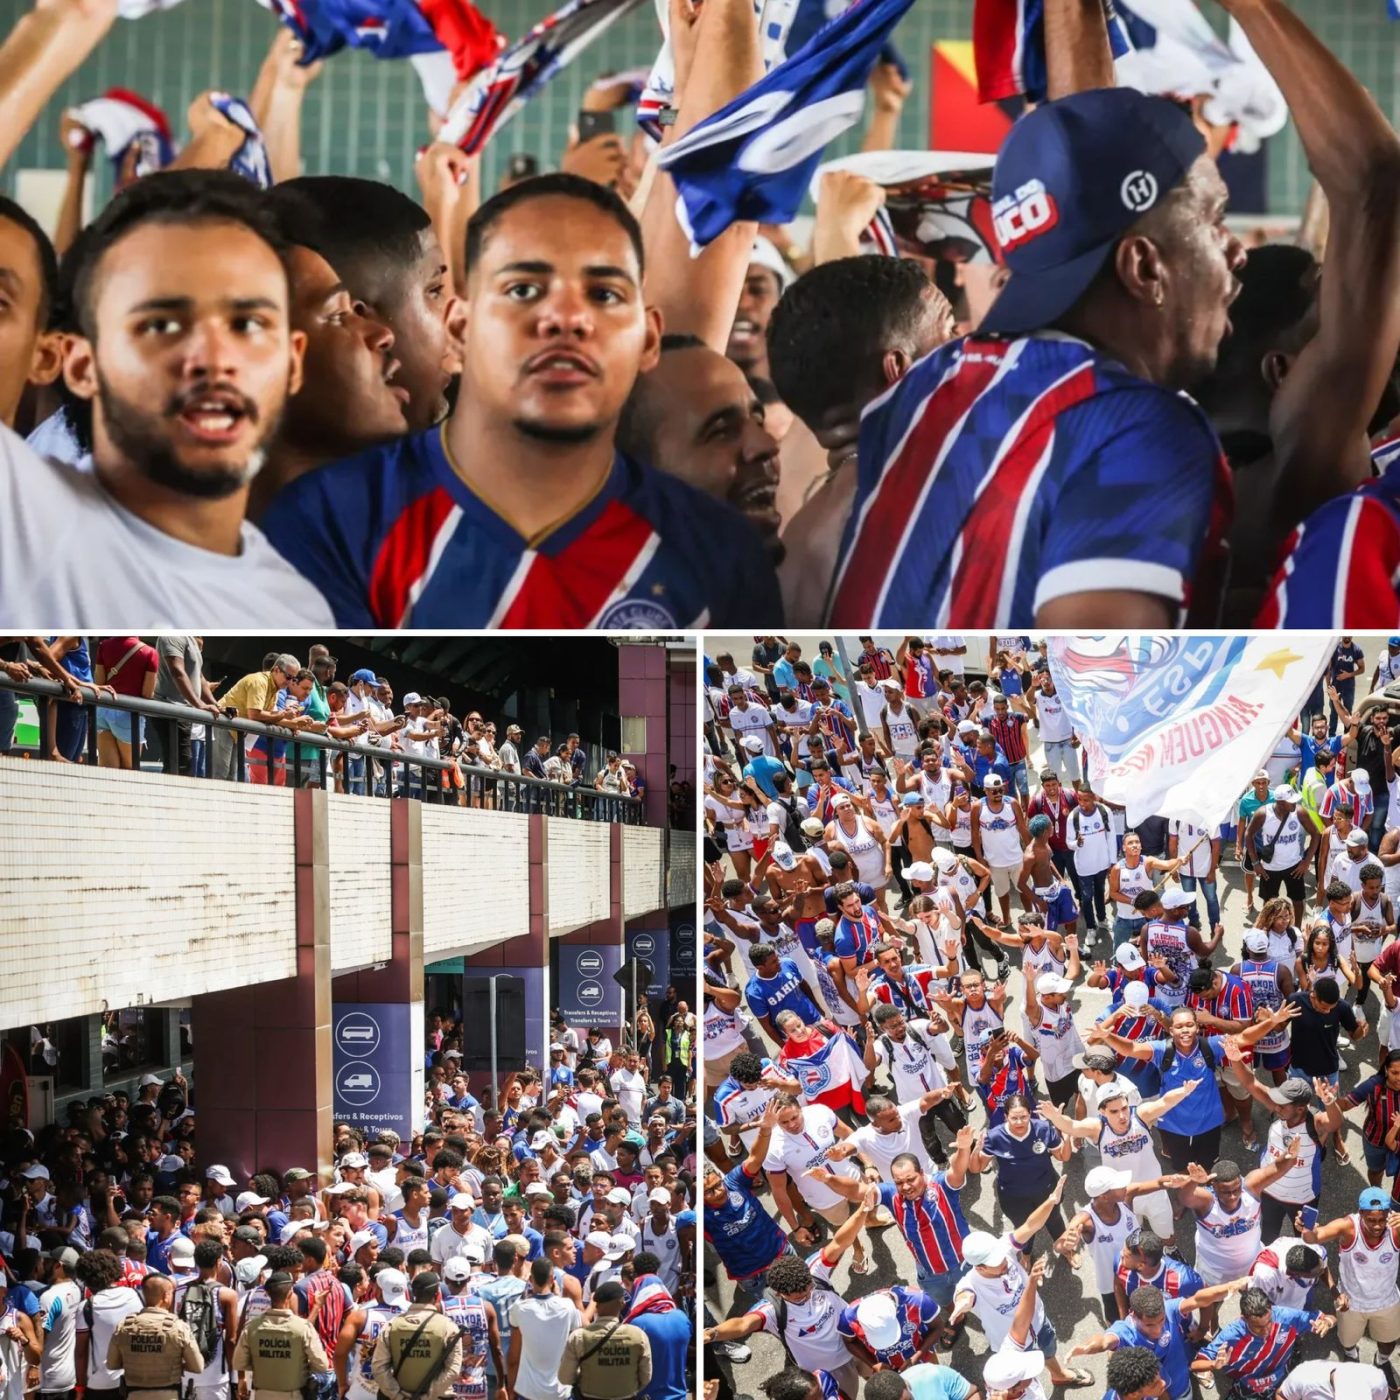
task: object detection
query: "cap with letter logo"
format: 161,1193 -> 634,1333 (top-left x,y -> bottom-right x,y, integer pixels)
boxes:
982,88 -> 1205,336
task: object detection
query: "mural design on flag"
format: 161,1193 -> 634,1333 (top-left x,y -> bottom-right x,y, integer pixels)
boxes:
1047,634 -> 1335,829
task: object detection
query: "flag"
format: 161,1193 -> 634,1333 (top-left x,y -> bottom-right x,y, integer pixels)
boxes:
974,0 -> 1131,104
626,1275 -> 677,1319
439,0 -> 645,152
66,89 -> 174,183
784,1029 -> 869,1102
208,93 -> 273,188
930,40 -> 1014,154
657,0 -> 918,254
1046,635 -> 1335,829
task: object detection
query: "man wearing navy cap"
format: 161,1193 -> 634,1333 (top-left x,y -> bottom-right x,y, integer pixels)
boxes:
825,0 -> 1360,630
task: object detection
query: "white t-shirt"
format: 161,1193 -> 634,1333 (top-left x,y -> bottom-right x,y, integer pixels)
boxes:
76,1286 -> 143,1389
762,1104 -> 861,1209
955,1245 -> 1045,1353
1278,1362 -> 1387,1400
750,1253 -> 846,1371
872,1020 -> 956,1103
508,1293 -> 579,1400
848,1100 -> 937,1180
0,427 -> 335,627
728,704 -> 776,756
609,1068 -> 647,1123
1169,821 -> 1218,878
37,1280 -> 81,1390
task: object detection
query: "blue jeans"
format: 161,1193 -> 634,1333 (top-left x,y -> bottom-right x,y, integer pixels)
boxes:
53,700 -> 87,760
1043,739 -> 1076,783
1007,758 -> 1029,803
1286,1066 -> 1338,1103
1114,915 -> 1146,950
919,1259 -> 969,1311
0,686 -> 17,753
1180,874 -> 1220,928
190,737 -> 206,777
1075,868 -> 1108,926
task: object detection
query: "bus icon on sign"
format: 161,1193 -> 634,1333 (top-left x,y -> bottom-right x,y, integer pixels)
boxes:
577,950 -> 603,977
342,1027 -> 374,1042
335,1013 -> 381,1058
633,934 -> 655,957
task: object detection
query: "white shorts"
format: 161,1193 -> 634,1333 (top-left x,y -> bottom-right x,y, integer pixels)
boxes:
1132,1189 -> 1174,1240
990,864 -> 1020,897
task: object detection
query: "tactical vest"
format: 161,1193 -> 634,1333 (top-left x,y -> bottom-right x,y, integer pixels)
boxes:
382,1311 -> 457,1393
245,1312 -> 313,1391
113,1309 -> 189,1390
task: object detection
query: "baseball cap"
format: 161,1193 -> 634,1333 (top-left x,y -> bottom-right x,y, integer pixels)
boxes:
606,1187 -> 632,1205
961,1231 -> 1011,1268
1035,972 -> 1072,996
325,1182 -> 356,1196
348,669 -> 379,685
751,233 -> 794,288
647,1187 -> 671,1205
905,861 -> 934,882
442,1257 -> 472,1281
205,1165 -> 236,1186
878,678 -> 903,692
593,1280 -> 627,1305
47,1246 -> 80,1269
1273,784 -> 1299,803
234,1255 -> 267,1287
899,790 -> 923,807
854,1293 -> 901,1351
232,1226 -> 263,1245
1114,944 -> 1145,970
1360,1187 -> 1391,1210
18,1165 -> 49,1180
402,692 -> 422,706
957,719 -> 978,735
1354,771 -> 1372,792
984,1349 -> 1046,1388
1267,1080 -> 1313,1105
348,1230 -> 377,1253
1347,829 -> 1369,846
376,1268 -> 409,1305
741,735 -> 764,752
525,1183 -> 553,1198
283,1167 -> 313,1180
449,1192 -> 476,1211
1123,981 -> 1150,1008
168,1237 -> 196,1265
235,1191 -> 270,1211
584,1230 -> 613,1252
549,1042 -> 564,1051
341,1152 -> 368,1168
1243,930 -> 1268,954
1073,1050 -> 1118,1074
158,1155 -> 185,1173
1085,1166 -> 1132,1198
983,774 -> 1005,789
832,792 -> 854,808
771,841 -> 798,871
1160,888 -> 1195,909
603,1235 -> 633,1260
981,88 -> 1205,335
931,849 -> 957,873
530,1131 -> 552,1150
801,817 -> 826,838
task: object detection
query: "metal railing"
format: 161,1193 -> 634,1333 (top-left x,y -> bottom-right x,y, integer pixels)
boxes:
0,674 -> 643,822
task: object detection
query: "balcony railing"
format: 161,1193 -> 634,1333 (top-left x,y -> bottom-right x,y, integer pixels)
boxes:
0,674 -> 643,823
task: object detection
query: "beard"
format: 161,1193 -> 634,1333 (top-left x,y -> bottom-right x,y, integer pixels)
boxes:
510,415 -> 604,445
97,372 -> 277,500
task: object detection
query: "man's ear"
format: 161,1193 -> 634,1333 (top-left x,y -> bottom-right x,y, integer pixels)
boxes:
881,348 -> 914,388
1260,350 -> 1291,394
28,330 -> 66,387
62,334 -> 99,401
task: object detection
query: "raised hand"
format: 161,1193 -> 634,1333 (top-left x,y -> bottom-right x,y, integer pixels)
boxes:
1312,1314 -> 1336,1336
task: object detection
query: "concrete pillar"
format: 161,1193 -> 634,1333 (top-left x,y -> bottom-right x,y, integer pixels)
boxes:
330,800 -> 426,1138
189,787 -> 332,1180
618,645 -> 670,829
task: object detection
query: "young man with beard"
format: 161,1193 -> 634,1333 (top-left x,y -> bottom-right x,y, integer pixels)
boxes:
0,196 -> 63,429
0,171 -> 332,626
260,175 -> 780,628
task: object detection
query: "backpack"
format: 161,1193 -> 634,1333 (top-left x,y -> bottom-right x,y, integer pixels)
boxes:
1158,1039 -> 1216,1077
774,794 -> 809,852
179,1280 -> 222,1364
773,1279 -> 837,1364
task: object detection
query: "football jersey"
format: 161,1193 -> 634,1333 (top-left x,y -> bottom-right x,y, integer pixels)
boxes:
1258,445 -> 1400,627
827,332 -> 1230,626
259,429 -> 781,627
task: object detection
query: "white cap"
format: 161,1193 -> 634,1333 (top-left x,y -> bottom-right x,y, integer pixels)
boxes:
325,1182 -> 357,1196
402,692 -> 423,706
1114,944 -> 1145,970
584,1230 -> 613,1252
348,1230 -> 377,1253
530,1131 -> 552,1150
771,842 -> 797,871
449,1192 -> 476,1211
931,848 -> 957,873
1273,784 -> 1299,803
139,1074 -> 164,1088
1123,981 -> 1150,1008
158,1154 -> 185,1173
168,1236 -> 196,1264
742,735 -> 764,752
341,1152 -> 368,1168
905,861 -> 935,883
750,234 -> 794,288
376,1268 -> 409,1305
525,1183 -> 553,1198
832,792 -> 854,808
234,1255 -> 267,1287
801,817 -> 826,838
983,774 -> 1005,789
647,1187 -> 671,1205
205,1165 -> 236,1186
1085,1165 -> 1133,1198
1161,888 -> 1195,909
984,1349 -> 1045,1387
18,1165 -> 49,1180
463,1240 -> 486,1264
279,1222 -> 307,1244
235,1191 -> 270,1211
1035,972 -> 1072,996
878,678 -> 903,692
606,1187 -> 632,1205
603,1235 -> 633,1260
854,1292 -> 902,1351
443,1257 -> 473,1281
961,1231 -> 1011,1268
1243,929 -> 1269,953
1354,771 -> 1373,792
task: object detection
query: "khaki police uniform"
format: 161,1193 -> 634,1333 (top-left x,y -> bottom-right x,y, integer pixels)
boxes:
557,1318 -> 652,1400
369,1305 -> 462,1400
107,1306 -> 205,1399
231,1307 -> 329,1400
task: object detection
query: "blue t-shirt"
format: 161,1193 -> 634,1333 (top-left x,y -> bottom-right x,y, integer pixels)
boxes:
773,657 -> 797,692
630,1306 -> 692,1400
146,1229 -> 178,1274
260,434 -> 781,628
743,754 -> 789,801
902,1364 -> 973,1400
1109,1297 -> 1191,1399
980,1119 -> 1061,1197
745,958 -> 820,1025
703,1163 -> 787,1279
837,1285 -> 940,1368
1299,734 -> 1342,783
549,1065 -> 575,1089
1148,1035 -> 1228,1135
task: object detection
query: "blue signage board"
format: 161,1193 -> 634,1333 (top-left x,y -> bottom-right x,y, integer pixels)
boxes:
626,928 -> 670,998
671,912 -> 697,980
557,944 -> 623,1027
332,1003 -> 413,1139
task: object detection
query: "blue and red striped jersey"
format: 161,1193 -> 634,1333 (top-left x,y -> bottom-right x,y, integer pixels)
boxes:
260,427 -> 781,628
1199,1307 -> 1317,1394
1258,444 -> 1400,627
877,1175 -> 970,1278
836,1285 -> 940,1369
827,333 -> 1231,627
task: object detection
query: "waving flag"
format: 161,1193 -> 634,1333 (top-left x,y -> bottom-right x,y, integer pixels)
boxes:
657,0 -> 917,254
784,1029 -> 869,1103
208,94 -> 273,188
439,0 -> 646,152
66,90 -> 174,183
974,0 -> 1131,103
1046,635 -> 1334,828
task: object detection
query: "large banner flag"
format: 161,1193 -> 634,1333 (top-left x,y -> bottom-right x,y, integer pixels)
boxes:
439,0 -> 645,152
784,1028 -> 869,1103
1046,635 -> 1335,829
657,0 -> 917,254
973,0 -> 1131,104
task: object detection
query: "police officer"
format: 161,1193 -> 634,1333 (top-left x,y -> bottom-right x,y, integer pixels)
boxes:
232,1272 -> 329,1400
107,1274 -> 205,1399
557,1281 -> 652,1400
370,1273 -> 462,1400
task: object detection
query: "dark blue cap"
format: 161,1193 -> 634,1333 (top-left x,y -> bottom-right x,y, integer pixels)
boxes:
981,88 -> 1206,337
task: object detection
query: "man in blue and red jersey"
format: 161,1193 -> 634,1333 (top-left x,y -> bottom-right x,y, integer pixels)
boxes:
260,173 -> 781,629
701,1100 -> 792,1300
1192,1286 -> 1334,1396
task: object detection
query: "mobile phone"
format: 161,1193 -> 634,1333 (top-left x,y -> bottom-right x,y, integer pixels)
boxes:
577,109 -> 616,142
507,153 -> 539,182
1300,1204 -> 1319,1231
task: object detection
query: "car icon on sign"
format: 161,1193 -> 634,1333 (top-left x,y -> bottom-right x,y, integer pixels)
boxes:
342,1073 -> 374,1090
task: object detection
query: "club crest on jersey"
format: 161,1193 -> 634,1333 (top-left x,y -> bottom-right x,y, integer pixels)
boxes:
596,599 -> 679,629
992,179 -> 1059,252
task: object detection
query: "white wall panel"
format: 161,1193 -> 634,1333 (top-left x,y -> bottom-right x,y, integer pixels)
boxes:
623,826 -> 664,920
327,796 -> 391,971
547,819 -> 609,936
421,807 -> 529,956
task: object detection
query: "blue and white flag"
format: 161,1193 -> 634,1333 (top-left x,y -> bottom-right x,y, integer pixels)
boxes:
1046,636 -> 1334,828
657,0 -> 916,254
973,0 -> 1131,104
208,93 -> 273,188
784,1029 -> 868,1102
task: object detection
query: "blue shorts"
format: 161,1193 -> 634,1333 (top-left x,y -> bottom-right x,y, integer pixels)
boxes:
1362,1137 -> 1400,1176
1255,1046 -> 1291,1072
96,707 -> 142,747
1044,884 -> 1078,929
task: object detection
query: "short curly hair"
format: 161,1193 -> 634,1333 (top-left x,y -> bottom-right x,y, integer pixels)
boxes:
1105,1346 -> 1161,1395
765,1253 -> 813,1297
